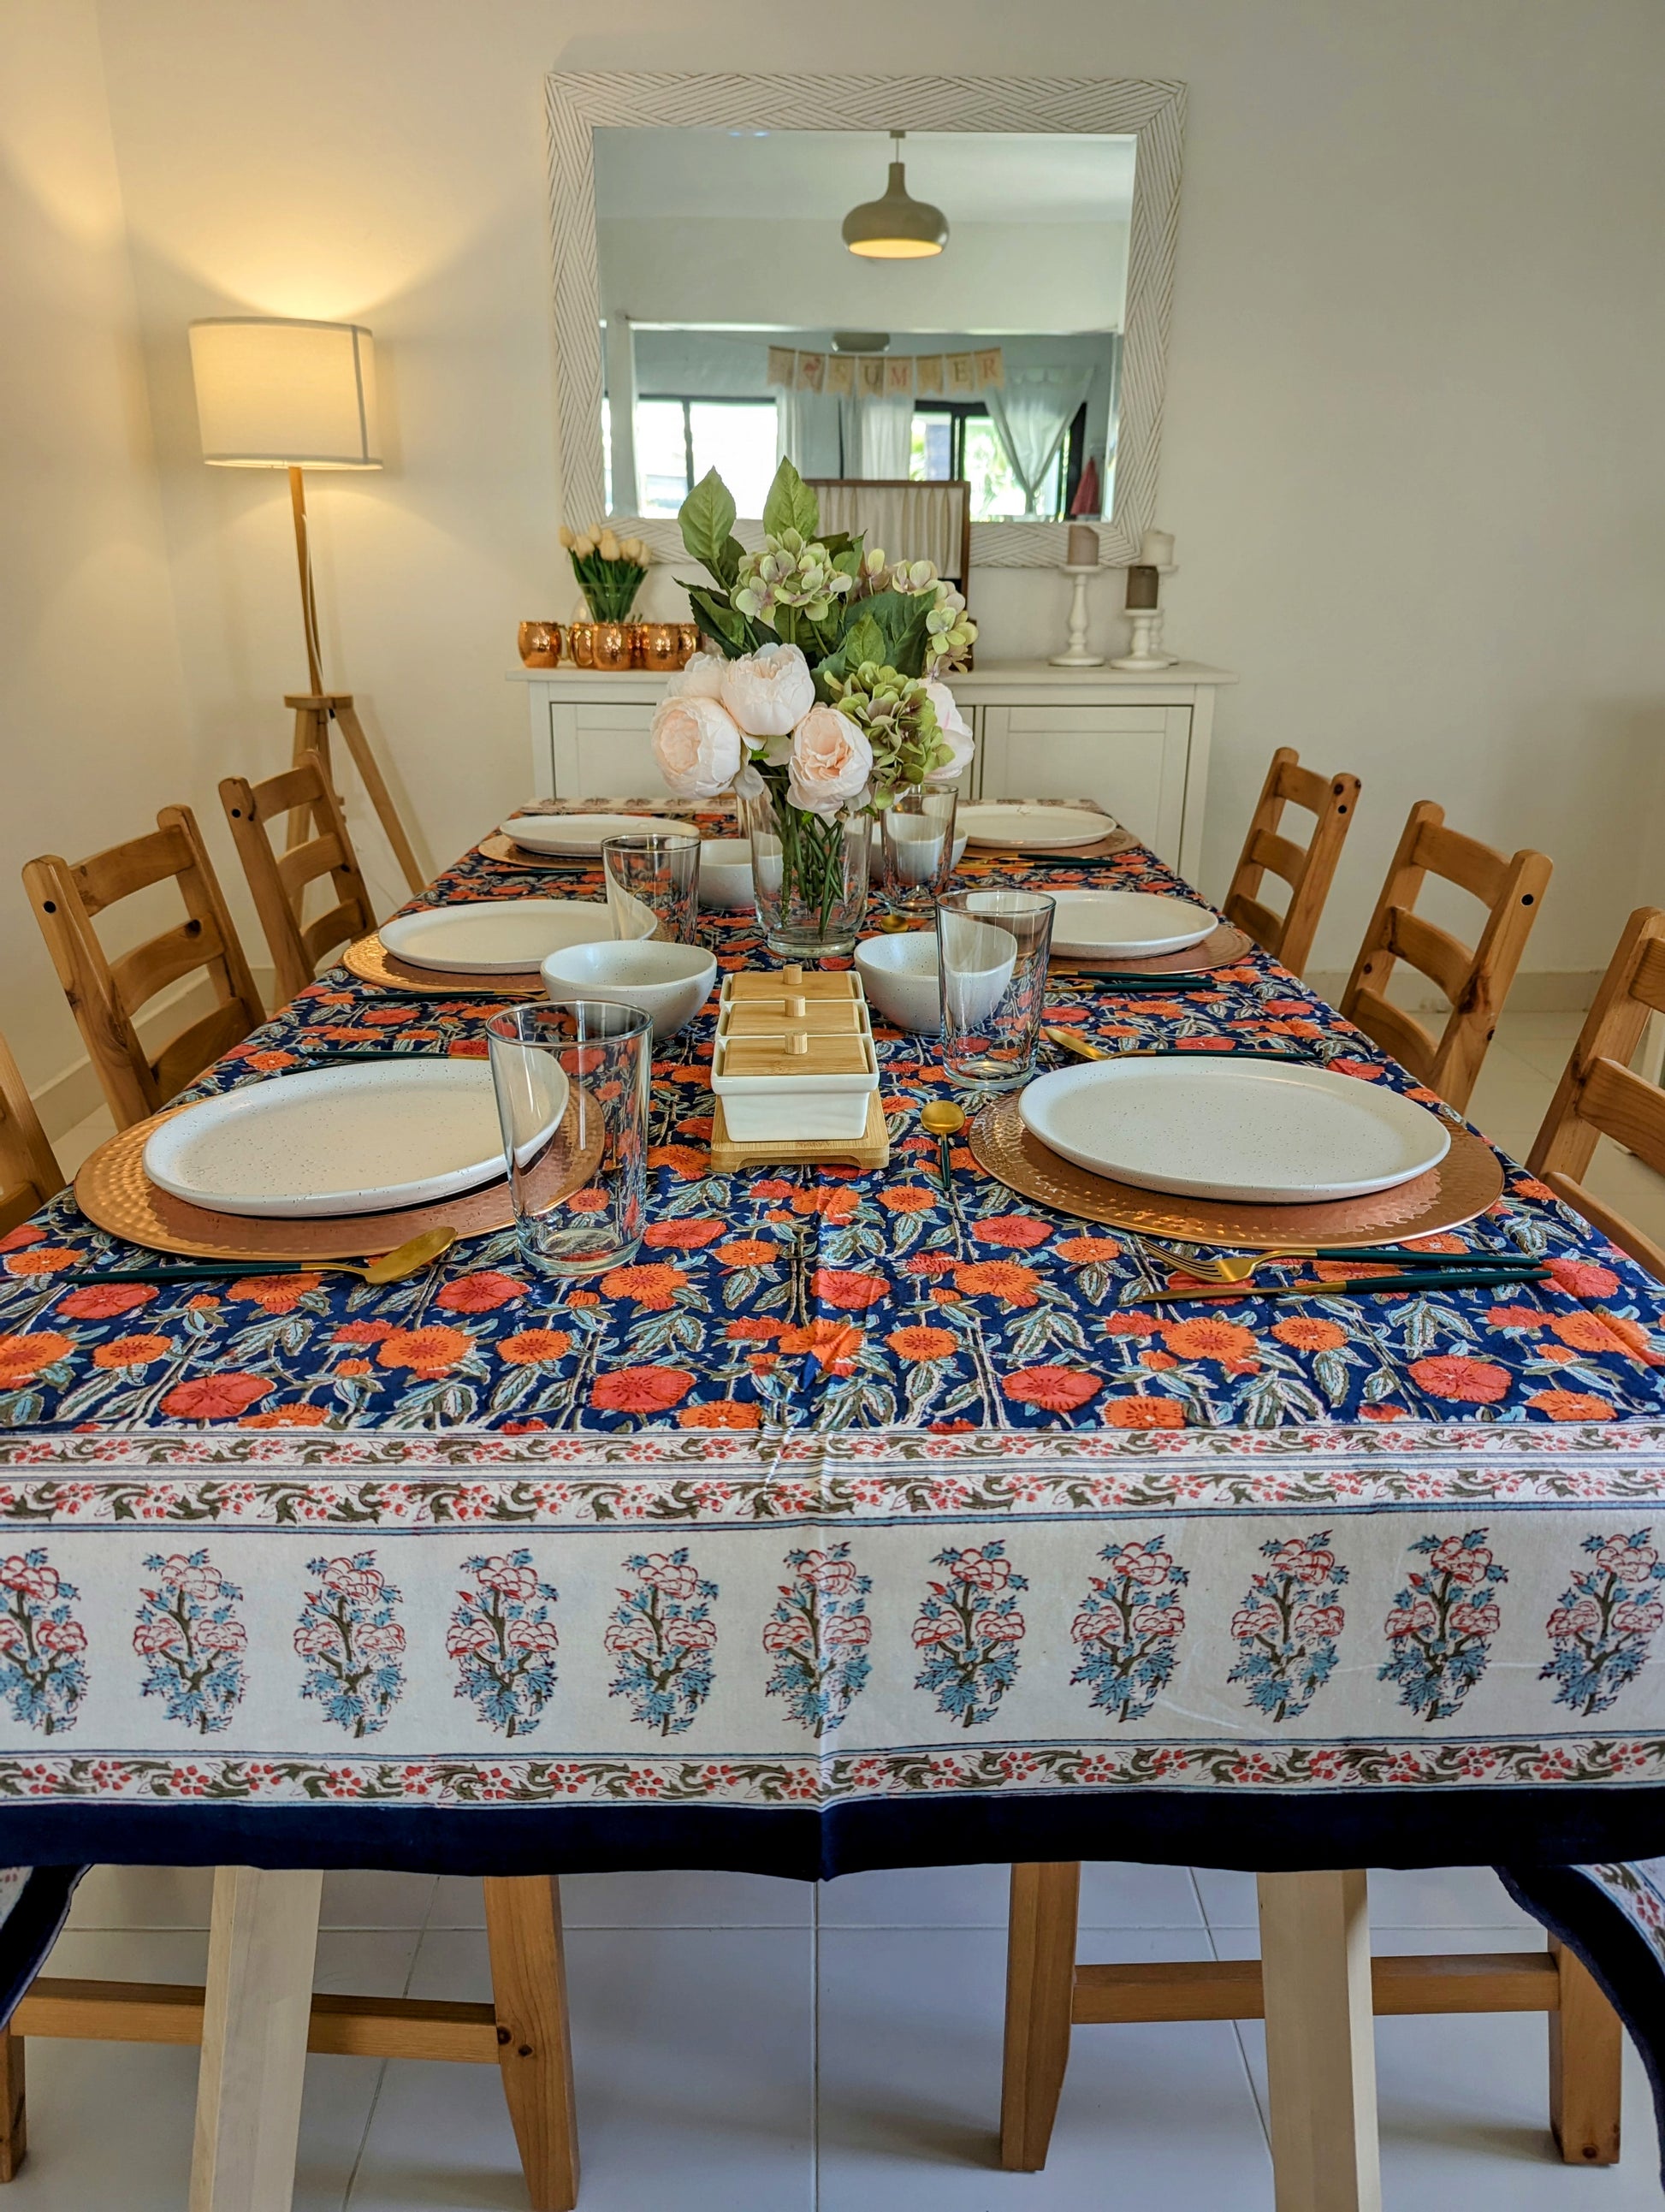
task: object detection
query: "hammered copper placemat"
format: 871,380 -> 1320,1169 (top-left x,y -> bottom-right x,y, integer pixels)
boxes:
74,1097 -> 603,1261
963,827 -> 1140,862
477,834 -> 600,874
968,1090 -> 1503,1249
1049,922 -> 1256,978
341,933 -> 547,997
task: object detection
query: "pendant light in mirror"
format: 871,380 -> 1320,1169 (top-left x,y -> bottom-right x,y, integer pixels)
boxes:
841,133 -> 949,259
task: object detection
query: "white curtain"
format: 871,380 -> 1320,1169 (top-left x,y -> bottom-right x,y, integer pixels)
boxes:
860,397 -> 913,480
987,360 -> 1093,515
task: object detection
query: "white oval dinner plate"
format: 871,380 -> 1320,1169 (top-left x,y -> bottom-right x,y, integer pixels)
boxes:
1048,889 -> 1217,959
958,802 -> 1117,849
501,811 -> 690,856
379,898 -> 620,974
1018,1058 -> 1450,1204
143,1060 -> 532,1219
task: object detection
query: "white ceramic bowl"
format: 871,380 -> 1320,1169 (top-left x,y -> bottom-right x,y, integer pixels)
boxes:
698,838 -> 755,910
540,940 -> 718,1041
854,934 -> 943,1035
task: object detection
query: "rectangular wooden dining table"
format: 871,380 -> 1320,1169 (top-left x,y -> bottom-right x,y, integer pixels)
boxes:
2,804 -> 1665,2212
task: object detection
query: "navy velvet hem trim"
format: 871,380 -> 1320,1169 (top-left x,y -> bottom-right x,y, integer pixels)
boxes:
0,1867 -> 81,2026
1,1784 -> 1663,1880
1496,1864 -> 1665,2188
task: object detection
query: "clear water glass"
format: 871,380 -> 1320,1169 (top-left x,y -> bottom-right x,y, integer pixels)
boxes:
485,999 -> 651,1275
879,786 -> 959,917
936,887 -> 1056,1091
601,831 -> 701,944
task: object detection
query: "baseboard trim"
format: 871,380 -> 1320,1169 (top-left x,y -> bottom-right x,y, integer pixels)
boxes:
1304,969 -> 1599,1017
32,967 -> 276,1142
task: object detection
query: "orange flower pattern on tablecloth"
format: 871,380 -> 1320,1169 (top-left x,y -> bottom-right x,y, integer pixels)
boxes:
2,821 -> 1664,1442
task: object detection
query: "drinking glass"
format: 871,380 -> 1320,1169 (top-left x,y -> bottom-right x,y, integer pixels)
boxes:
601,831 -> 701,944
879,786 -> 959,918
486,999 -> 651,1275
936,888 -> 1055,1091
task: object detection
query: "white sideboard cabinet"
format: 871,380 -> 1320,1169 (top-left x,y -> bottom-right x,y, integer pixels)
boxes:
509,658 -> 1235,880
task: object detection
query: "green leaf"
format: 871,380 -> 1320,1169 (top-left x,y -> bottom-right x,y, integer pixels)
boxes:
761,458 -> 820,543
885,595 -> 935,680
681,584 -> 772,659
678,471 -> 739,585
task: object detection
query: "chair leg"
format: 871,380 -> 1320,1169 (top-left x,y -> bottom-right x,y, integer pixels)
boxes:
1549,1936 -> 1622,2164
483,1876 -> 579,2212
1000,1862 -> 1080,2171
0,2025 -> 25,2181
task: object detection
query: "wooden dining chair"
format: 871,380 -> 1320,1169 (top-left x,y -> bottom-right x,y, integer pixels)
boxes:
1339,800 -> 1552,1112
1526,907 -> 1665,1282
1222,745 -> 1361,977
22,807 -> 265,1131
0,1032 -> 64,1238
220,753 -> 376,1003
1001,1861 -> 1623,2174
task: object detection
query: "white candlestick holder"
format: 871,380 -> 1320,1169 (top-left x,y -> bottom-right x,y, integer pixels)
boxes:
1110,608 -> 1176,670
1048,565 -> 1105,667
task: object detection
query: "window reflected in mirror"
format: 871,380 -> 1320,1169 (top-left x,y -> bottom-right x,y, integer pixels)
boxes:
595,128 -> 1132,525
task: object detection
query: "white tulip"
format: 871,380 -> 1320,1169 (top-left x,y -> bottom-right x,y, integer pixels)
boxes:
719,642 -> 815,738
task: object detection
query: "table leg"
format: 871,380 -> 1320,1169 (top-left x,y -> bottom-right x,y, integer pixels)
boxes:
483,1875 -> 579,2212
1257,1870 -> 1381,2212
189,1867 -> 323,2212
1000,1863 -> 1080,2170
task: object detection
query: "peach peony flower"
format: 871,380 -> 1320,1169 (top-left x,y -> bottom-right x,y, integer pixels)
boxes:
787,703 -> 872,816
720,642 -> 815,737
649,694 -> 744,798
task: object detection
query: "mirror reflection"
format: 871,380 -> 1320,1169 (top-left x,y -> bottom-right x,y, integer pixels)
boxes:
595,128 -> 1132,524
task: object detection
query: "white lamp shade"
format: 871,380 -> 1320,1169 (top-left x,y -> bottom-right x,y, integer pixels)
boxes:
189,317 -> 380,468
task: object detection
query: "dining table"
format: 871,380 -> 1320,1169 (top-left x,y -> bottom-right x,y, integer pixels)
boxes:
1,797 -> 1665,2212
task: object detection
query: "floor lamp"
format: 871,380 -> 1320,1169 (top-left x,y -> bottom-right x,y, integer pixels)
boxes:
187,315 -> 424,893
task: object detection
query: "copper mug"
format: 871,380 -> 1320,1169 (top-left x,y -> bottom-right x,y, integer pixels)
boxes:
566,621 -> 596,668
517,620 -> 562,668
675,622 -> 701,668
638,621 -> 683,673
625,621 -> 651,669
593,621 -> 633,672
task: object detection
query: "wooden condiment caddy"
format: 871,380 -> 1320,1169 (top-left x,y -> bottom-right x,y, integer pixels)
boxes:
708,964 -> 889,1172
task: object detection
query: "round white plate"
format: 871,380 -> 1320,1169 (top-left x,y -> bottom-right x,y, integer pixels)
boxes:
958,802 -> 1117,849
143,1060 -> 531,1219
1048,889 -> 1217,959
1019,1059 -> 1450,1204
380,899 -> 616,974
501,811 -> 690,856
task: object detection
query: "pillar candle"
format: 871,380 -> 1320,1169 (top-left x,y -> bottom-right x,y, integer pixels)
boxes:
1066,523 -> 1099,567
1139,528 -> 1175,568
1125,564 -> 1158,611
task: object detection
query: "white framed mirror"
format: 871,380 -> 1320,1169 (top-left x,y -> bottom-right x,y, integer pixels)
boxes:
546,74 -> 1185,571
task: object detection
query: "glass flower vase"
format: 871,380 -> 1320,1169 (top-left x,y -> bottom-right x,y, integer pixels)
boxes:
738,780 -> 870,959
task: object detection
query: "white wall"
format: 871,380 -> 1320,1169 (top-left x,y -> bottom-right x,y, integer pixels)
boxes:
22,0 -> 1665,1017
0,0 -> 200,1105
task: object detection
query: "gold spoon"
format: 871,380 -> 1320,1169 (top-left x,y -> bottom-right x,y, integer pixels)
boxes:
920,1100 -> 967,1197
54,1225 -> 460,1288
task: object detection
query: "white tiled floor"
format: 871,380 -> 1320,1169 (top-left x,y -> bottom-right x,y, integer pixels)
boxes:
20,1006 -> 1665,2206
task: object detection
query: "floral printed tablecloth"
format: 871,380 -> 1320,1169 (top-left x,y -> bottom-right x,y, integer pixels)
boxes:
2,816 -> 1665,2163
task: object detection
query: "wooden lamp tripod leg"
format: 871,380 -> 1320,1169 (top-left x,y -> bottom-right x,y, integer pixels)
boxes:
283,466 -> 425,897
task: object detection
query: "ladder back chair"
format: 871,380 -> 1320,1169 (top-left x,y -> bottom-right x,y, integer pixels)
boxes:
1339,799 -> 1552,1112
22,806 -> 264,1131
220,754 -> 376,1004
1222,745 -> 1360,978
1001,1861 -> 1623,2174
0,1032 -> 64,1238
1527,906 -> 1665,1282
